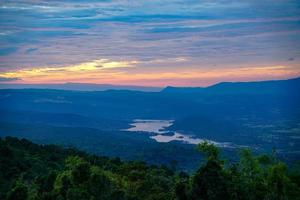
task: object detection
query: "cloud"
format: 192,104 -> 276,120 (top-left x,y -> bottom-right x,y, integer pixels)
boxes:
25,48 -> 38,54
0,77 -> 21,82
0,62 -> 299,86
0,47 -> 17,56
0,59 -> 138,80
0,0 -> 299,85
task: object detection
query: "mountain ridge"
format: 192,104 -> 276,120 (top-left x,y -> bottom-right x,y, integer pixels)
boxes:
0,82 -> 162,92
162,76 -> 300,94
1,77 -> 299,93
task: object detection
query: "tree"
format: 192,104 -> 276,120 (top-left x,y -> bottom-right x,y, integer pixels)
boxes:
65,156 -> 91,185
6,181 -> 28,200
190,142 -> 229,200
266,162 -> 296,200
191,159 -> 229,200
88,168 -> 113,200
197,141 -> 220,160
175,181 -> 188,200
237,149 -> 267,200
54,172 -> 72,199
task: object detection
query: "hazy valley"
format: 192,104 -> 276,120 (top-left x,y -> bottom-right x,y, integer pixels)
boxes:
1,77 -> 299,171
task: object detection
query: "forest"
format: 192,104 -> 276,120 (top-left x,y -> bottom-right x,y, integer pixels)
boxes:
0,136 -> 299,200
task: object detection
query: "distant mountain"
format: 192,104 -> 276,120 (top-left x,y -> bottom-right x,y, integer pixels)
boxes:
161,86 -> 205,93
206,77 -> 300,94
2,77 -> 299,93
0,82 -> 162,92
0,76 -> 299,169
162,77 -> 300,95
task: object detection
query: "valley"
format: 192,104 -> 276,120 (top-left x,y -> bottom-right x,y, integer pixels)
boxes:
0,77 -> 299,171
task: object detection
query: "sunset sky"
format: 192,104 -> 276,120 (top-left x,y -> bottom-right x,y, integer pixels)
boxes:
0,0 -> 300,86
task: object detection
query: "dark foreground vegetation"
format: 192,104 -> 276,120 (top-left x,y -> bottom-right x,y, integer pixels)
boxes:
0,137 -> 299,200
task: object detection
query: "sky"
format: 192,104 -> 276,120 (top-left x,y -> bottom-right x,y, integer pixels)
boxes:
0,0 -> 300,87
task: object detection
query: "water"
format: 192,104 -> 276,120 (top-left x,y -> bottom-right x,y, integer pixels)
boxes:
124,119 -> 233,147
126,119 -> 173,133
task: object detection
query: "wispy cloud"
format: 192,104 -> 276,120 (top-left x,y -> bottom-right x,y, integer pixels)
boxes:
0,59 -> 137,80
1,60 -> 299,86
0,77 -> 21,82
0,0 -> 299,85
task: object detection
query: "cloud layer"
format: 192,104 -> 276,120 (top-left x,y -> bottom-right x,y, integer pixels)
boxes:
0,0 -> 300,86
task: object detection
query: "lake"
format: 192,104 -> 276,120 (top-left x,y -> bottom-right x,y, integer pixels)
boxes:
124,119 -> 233,147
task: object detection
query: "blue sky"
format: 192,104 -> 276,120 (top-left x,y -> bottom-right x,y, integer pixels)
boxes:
0,0 -> 300,86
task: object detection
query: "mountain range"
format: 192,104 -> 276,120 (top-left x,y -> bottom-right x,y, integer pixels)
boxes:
0,82 -> 162,92
1,76 -> 300,93
0,77 -> 299,170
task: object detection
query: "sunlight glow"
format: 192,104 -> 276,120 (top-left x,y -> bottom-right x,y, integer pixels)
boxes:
1,59 -> 299,86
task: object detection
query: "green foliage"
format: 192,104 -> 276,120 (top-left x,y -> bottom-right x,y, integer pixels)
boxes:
0,137 -> 299,200
191,142 -> 228,200
0,137 -> 176,200
197,141 -> 220,160
6,181 -> 28,200
175,181 -> 188,200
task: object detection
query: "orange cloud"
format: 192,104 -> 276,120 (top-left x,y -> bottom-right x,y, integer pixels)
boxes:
0,59 -> 299,86
0,59 -> 136,79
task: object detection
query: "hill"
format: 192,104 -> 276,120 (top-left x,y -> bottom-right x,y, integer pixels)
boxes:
0,83 -> 162,92
162,77 -> 300,95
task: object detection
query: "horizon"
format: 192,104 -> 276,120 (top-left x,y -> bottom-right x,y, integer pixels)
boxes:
0,76 -> 299,92
0,1 -> 300,86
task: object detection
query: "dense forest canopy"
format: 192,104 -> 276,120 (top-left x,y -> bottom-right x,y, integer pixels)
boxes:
0,137 -> 299,200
